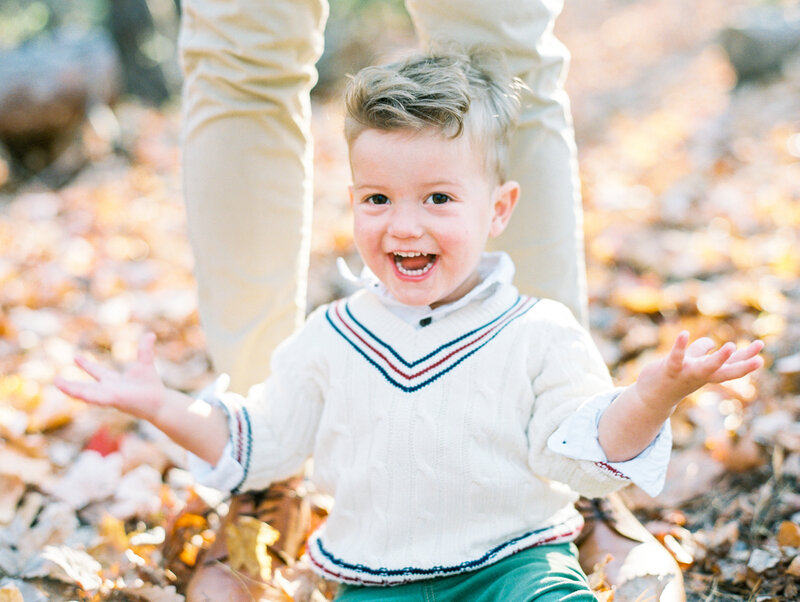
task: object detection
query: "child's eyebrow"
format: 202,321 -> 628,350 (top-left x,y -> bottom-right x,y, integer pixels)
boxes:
352,180 -> 464,192
419,180 -> 461,188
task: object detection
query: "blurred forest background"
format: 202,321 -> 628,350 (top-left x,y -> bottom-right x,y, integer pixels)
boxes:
1,0 -> 800,600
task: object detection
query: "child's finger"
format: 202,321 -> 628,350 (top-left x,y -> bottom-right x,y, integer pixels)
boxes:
710,355 -> 764,382
728,340 -> 765,363
137,332 -> 156,366
666,331 -> 690,372
54,377 -> 109,405
75,356 -> 116,382
700,342 -> 736,374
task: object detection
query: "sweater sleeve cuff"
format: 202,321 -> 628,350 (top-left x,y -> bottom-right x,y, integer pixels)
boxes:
187,440 -> 245,492
185,375 -> 247,493
546,388 -> 672,497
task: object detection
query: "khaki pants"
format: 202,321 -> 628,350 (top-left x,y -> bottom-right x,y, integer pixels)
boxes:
180,0 -> 587,394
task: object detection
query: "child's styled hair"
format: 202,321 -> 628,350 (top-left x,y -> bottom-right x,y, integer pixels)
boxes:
344,49 -> 523,182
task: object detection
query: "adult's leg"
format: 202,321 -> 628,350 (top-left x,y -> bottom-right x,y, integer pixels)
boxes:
405,0 -> 587,325
180,0 -> 328,394
179,2 -> 325,599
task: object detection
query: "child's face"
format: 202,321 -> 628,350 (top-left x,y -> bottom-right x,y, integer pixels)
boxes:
349,128 -> 518,308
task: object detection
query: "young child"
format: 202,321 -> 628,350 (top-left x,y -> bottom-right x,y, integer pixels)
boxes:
56,51 -> 763,600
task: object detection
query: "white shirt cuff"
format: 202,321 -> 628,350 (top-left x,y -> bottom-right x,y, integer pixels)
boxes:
546,388 -> 672,497
187,440 -> 245,492
185,375 -> 246,493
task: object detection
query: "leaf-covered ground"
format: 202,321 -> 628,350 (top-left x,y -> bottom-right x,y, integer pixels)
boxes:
2,0 -> 800,600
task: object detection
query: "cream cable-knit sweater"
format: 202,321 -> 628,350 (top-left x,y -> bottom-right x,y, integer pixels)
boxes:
197,273 -> 671,586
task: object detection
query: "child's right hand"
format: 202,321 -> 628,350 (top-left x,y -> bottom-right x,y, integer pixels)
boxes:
54,333 -> 166,423
56,333 -> 230,465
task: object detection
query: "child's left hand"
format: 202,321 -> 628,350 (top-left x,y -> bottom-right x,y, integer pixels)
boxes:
635,331 -> 764,412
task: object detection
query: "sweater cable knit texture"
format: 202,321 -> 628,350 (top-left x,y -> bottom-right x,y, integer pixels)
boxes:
206,277 -> 643,585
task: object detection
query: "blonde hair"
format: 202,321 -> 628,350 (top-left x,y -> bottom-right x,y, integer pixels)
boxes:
344,49 -> 522,182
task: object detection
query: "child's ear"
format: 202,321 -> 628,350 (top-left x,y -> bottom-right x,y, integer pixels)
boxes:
489,180 -> 519,237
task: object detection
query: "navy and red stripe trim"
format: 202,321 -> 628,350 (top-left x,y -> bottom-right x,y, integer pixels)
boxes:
306,514 -> 582,585
325,295 -> 539,393
228,404 -> 252,493
594,461 -> 630,480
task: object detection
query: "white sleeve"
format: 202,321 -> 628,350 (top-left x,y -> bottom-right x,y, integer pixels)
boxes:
185,375 -> 245,492
187,308 -> 329,494
546,387 -> 672,497
526,301 -> 658,498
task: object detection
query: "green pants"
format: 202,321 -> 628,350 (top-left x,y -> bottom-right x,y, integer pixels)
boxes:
335,543 -> 597,602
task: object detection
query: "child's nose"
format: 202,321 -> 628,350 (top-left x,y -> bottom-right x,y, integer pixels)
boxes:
387,204 -> 424,238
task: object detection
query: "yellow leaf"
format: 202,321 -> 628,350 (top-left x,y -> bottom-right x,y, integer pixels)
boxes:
778,521 -> 800,548
174,513 -> 208,531
0,585 -> 23,602
225,515 -> 280,581
179,542 -> 200,567
99,515 -> 129,552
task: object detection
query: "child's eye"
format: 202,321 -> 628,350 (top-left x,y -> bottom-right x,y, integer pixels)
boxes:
365,194 -> 390,205
425,193 -> 451,205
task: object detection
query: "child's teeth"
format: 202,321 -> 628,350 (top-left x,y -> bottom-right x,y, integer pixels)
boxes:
394,253 -> 434,276
396,262 -> 433,276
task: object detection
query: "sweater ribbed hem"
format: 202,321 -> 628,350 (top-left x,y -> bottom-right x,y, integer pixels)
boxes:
305,512 -> 584,586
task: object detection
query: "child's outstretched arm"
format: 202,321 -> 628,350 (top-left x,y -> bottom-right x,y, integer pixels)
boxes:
54,333 -> 229,465
598,331 -> 764,462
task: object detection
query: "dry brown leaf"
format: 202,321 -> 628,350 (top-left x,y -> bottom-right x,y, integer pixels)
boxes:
621,446 -> 726,510
0,475 -> 25,524
118,584 -> 185,602
0,586 -> 23,602
787,556 -> 800,577
777,521 -> 800,548
46,450 -> 122,508
225,515 -> 280,582
659,534 -> 694,569
0,445 -> 52,485
27,545 -> 103,591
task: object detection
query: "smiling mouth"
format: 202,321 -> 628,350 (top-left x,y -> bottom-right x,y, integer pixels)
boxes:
392,251 -> 437,276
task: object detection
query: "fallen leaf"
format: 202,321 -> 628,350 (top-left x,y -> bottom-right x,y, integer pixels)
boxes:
0,585 -> 23,602
621,446 -> 726,509
777,521 -> 800,548
98,515 -> 129,552
787,556 -> 800,577
46,450 -> 122,509
17,502 -> 78,562
107,464 -> 163,520
225,515 -> 280,582
84,425 -> 124,456
0,476 -> 25,524
118,584 -> 185,602
660,533 -> 694,569
747,548 -> 781,573
24,545 -> 103,591
0,445 -> 52,485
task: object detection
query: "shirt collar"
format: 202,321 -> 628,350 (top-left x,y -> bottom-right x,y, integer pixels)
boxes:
337,252 -> 515,326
